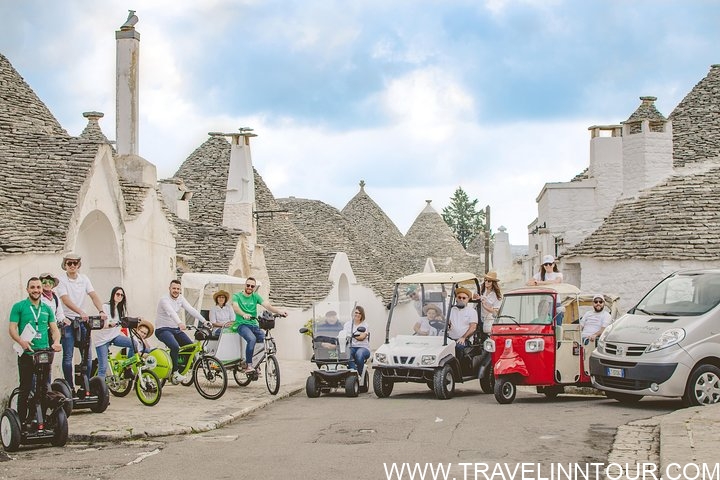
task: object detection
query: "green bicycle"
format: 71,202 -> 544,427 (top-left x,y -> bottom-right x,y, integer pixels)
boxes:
175,325 -> 228,400
101,317 -> 162,407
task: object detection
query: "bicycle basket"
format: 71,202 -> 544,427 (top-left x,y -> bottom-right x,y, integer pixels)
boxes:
258,311 -> 275,330
194,327 -> 210,341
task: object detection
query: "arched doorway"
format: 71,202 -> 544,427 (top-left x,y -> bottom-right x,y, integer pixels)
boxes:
74,210 -> 121,303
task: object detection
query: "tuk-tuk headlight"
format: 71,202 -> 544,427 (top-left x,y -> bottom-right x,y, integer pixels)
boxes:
375,353 -> 387,364
421,355 -> 436,365
484,339 -> 495,352
525,338 -> 545,353
646,328 -> 685,353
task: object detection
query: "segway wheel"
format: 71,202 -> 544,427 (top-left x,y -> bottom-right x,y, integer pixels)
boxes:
50,408 -> 68,447
135,370 -> 162,407
51,379 -> 74,418
233,366 -> 252,387
1,408 -> 22,452
6,388 -> 19,411
89,376 -> 110,413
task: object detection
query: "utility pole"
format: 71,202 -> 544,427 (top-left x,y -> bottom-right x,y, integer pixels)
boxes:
484,205 -> 491,273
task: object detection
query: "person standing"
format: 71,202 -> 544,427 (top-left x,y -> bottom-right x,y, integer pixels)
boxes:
39,272 -> 66,382
155,279 -> 207,384
55,253 -> 107,387
478,271 -> 502,334
94,287 -> 135,379
8,277 -> 61,423
231,277 -> 287,374
527,255 -> 564,286
342,306 -> 371,373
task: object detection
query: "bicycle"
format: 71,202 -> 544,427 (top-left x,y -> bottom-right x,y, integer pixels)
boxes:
174,325 -> 228,400
99,317 -> 162,407
232,312 -> 282,395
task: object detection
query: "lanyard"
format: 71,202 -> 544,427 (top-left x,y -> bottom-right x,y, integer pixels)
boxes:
30,301 -> 42,332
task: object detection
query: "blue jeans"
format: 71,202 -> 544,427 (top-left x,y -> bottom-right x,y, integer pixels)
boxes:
95,335 -> 135,378
348,347 -> 371,373
155,327 -> 193,373
238,324 -> 265,365
61,323 -> 92,387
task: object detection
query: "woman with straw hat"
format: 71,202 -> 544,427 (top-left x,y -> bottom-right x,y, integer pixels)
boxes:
210,290 -> 234,334
479,271 -> 502,334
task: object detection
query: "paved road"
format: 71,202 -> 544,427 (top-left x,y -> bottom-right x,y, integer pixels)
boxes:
0,380 -> 678,480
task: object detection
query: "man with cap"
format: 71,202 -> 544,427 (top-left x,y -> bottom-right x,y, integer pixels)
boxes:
447,287 -> 478,353
55,253 -> 107,387
579,294 -> 612,342
39,272 -> 66,380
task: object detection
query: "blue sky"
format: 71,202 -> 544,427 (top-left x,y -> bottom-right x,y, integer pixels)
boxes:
1,0 -> 718,245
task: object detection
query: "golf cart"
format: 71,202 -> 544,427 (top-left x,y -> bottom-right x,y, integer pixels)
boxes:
372,272 -> 492,400
485,284 -> 620,404
299,306 -> 369,397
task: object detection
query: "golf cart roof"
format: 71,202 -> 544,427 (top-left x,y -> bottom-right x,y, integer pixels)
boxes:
180,272 -> 259,290
394,272 -> 479,285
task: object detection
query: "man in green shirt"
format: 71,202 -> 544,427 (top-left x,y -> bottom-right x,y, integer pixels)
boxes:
8,277 -> 61,423
231,277 -> 287,373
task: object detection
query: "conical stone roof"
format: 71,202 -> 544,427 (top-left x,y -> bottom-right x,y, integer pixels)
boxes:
670,64 -> 720,167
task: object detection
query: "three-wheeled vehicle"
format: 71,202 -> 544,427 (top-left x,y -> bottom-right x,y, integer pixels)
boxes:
485,284 -> 619,404
373,272 -> 493,400
300,310 -> 369,398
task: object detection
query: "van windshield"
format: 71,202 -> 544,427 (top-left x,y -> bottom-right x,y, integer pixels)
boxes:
635,272 -> 720,316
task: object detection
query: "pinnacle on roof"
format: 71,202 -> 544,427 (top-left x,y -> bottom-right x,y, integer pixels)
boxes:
79,111 -> 111,144
623,96 -> 667,124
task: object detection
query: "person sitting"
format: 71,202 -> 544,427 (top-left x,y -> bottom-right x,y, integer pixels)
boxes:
133,318 -> 156,355
413,304 -> 445,336
209,290 -> 234,336
314,310 -> 344,349
531,299 -> 552,324
447,287 -> 478,356
580,294 -> 611,343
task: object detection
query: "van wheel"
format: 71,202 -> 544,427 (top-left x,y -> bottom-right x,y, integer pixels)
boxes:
682,364 -> 720,407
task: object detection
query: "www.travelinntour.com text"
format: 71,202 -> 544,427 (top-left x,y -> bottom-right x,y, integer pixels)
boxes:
382,462 -> 720,480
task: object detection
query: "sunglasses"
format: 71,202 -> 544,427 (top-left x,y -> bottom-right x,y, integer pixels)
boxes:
593,300 -> 604,304
65,260 -> 79,266
543,263 -> 553,267
115,292 -> 125,297
40,279 -> 55,285
245,284 -> 256,289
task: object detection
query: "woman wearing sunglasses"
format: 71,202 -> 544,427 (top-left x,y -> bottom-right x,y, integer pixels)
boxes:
527,254 -> 563,286
94,286 -> 136,379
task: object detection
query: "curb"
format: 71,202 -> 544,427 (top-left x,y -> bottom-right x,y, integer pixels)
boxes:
67,384 -> 305,443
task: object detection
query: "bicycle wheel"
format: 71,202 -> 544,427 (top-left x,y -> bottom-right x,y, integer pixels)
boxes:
107,371 -> 133,397
265,355 -> 280,395
193,356 -> 227,400
135,370 -> 162,406
233,366 -> 252,387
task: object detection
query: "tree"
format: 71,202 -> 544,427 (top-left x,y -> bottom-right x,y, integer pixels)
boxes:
442,187 -> 486,249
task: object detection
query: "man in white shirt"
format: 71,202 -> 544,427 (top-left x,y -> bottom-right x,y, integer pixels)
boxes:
155,279 -> 207,384
55,253 -> 107,388
447,287 -> 478,350
580,294 -> 612,342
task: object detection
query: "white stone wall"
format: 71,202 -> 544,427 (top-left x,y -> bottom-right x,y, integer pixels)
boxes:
621,123 -> 673,199
589,135 -> 624,218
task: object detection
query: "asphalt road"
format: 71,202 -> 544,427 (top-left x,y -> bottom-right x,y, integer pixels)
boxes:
0,383 -> 678,480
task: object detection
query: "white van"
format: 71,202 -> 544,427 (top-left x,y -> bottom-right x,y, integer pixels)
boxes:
590,269 -> 720,407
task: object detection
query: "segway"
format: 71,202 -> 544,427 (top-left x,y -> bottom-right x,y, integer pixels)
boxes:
1,349 -> 68,451
66,316 -> 109,413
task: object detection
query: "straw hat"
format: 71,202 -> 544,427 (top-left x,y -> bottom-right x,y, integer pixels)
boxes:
483,271 -> 500,282
136,318 -> 155,338
39,272 -> 59,287
213,290 -> 230,303
423,304 -> 442,315
60,252 -> 82,271
455,287 -> 472,298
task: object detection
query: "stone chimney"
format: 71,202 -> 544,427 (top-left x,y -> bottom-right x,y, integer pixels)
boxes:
220,128 -> 257,233
158,178 -> 192,220
587,124 -> 623,219
113,10 -> 156,185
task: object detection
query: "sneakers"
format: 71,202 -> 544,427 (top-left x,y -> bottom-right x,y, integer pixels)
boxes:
171,371 -> 186,385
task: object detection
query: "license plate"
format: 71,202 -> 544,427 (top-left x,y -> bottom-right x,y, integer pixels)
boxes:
606,367 -> 624,378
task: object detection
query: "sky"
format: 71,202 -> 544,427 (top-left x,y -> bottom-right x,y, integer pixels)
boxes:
1,1 -> 718,245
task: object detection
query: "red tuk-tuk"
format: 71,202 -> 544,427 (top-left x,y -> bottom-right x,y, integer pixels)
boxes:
484,284 -> 619,404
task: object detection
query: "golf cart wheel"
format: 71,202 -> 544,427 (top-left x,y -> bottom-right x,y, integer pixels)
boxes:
306,375 -> 321,398
6,388 -> 18,411
426,381 -> 434,390
373,370 -> 393,398
433,364 -> 455,400
494,377 -> 516,404
234,366 -> 252,387
135,370 -> 162,406
89,376 -> 110,413
1,408 -> 21,452
345,375 -> 359,398
51,379 -> 74,418
358,370 -> 369,394
479,365 -> 494,394
682,364 -> 720,407
50,408 -> 68,447
265,355 -> 280,395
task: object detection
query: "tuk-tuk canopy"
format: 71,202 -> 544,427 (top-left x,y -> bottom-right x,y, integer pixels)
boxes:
180,273 -> 262,313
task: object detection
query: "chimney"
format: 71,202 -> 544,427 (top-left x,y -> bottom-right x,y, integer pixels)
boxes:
220,128 -> 257,233
115,10 -> 140,156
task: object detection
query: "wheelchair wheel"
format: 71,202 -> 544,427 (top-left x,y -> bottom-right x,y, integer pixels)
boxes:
135,370 -> 162,407
1,409 -> 21,452
194,356 -> 227,400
